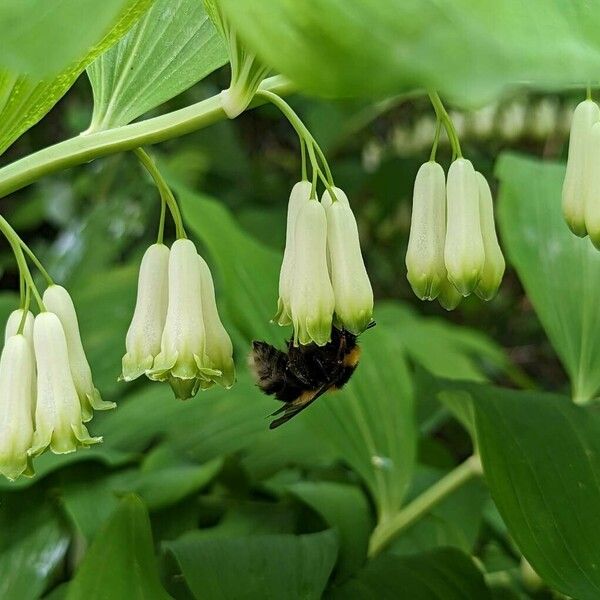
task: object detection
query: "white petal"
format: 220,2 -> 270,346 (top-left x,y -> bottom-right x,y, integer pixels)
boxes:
584,122 -> 600,248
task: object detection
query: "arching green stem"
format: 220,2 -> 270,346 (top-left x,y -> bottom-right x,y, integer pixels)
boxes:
428,91 -> 462,158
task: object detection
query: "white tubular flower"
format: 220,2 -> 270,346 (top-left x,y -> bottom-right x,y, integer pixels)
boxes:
475,173 -> 506,301
197,255 -> 235,389
121,244 -> 170,381
5,309 -> 36,414
43,285 -> 114,422
149,239 -> 219,399
30,312 -> 101,456
563,99 -> 600,237
584,122 -> 600,248
324,190 -> 373,334
444,158 -> 485,296
274,181 -> 312,326
0,335 -> 35,480
290,199 -> 335,346
437,278 -> 462,311
406,161 -> 447,301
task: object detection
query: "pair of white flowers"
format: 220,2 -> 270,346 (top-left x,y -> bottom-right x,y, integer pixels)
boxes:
275,181 -> 374,345
562,99 -> 600,246
0,286 -> 113,481
121,239 -> 234,399
406,158 -> 505,310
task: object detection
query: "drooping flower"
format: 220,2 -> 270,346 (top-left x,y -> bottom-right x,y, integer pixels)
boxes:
289,199 -> 335,346
323,188 -> 373,334
5,309 -> 36,413
197,255 -> 235,388
406,161 -> 447,301
0,334 -> 35,480
475,172 -> 505,300
274,180 -> 312,326
29,312 -> 101,455
43,285 -> 114,422
444,158 -> 485,296
148,239 -> 219,399
121,243 -> 170,381
563,99 -> 600,237
584,122 -> 600,248
437,278 -> 462,311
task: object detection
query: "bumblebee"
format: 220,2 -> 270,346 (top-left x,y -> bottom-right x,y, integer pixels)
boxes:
249,326 -> 372,429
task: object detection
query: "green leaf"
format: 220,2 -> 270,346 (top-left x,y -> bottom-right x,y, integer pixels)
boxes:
218,0 -> 600,105
0,0 -> 151,155
496,153 -> 600,403
66,495 -> 170,600
165,530 -> 338,600
474,386 -> 600,600
0,489 -> 69,600
86,0 -> 227,131
304,325 -> 416,523
286,481 -> 373,581
328,548 -> 491,600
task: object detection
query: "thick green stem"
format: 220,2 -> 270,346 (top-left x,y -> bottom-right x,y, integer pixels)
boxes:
0,76 -> 294,200
368,454 -> 483,557
428,91 -> 462,158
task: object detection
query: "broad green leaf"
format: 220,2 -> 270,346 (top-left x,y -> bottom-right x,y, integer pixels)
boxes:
165,530 -> 338,600
219,0 -> 600,105
328,548 -> 491,600
496,153 -> 600,403
0,489 -> 69,600
304,325 -> 416,524
86,0 -> 227,131
0,0 -> 151,156
286,481 -> 373,581
474,386 -> 600,600
66,495 -> 170,600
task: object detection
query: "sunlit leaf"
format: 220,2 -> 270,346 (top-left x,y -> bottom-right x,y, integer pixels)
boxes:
474,386 -> 600,600
86,0 -> 227,131
496,153 -> 600,403
66,495 -> 170,600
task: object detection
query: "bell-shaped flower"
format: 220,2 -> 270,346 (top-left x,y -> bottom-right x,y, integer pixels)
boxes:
0,335 -> 35,480
5,309 -> 36,413
444,158 -> 485,296
197,255 -> 235,388
274,181 -> 312,326
29,312 -> 101,455
290,199 -> 335,346
437,278 -> 462,311
406,161 -> 447,300
43,285 -> 114,422
324,189 -> 373,334
475,173 -> 505,300
563,99 -> 600,237
584,122 -> 600,249
148,239 -> 219,399
121,244 -> 170,381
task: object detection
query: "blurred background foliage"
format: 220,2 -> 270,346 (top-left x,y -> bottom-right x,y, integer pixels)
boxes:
0,19 -> 592,597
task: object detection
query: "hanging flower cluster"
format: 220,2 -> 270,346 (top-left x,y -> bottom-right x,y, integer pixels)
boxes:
120,150 -> 234,400
0,283 -> 112,481
406,94 -> 505,309
275,182 -> 374,345
562,98 -> 600,245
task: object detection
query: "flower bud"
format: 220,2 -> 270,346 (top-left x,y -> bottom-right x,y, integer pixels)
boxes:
30,312 -> 101,455
324,192 -> 373,334
475,173 -> 505,300
148,239 -> 219,399
0,335 -> 35,480
444,158 -> 485,296
498,100 -> 527,141
290,199 -> 335,346
43,285 -> 114,422
197,255 -> 235,388
274,181 -> 312,326
406,161 -> 447,300
584,122 -> 600,248
121,244 -> 170,381
563,99 -> 600,236
437,278 -> 462,311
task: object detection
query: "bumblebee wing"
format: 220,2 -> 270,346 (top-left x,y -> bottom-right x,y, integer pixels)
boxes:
269,385 -> 330,429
